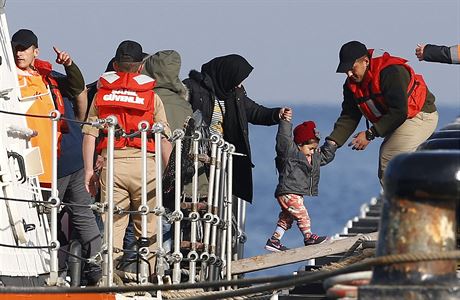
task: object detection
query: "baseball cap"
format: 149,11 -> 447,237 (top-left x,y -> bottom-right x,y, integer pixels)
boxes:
114,40 -> 144,63
336,41 -> 368,73
294,121 -> 320,145
11,29 -> 38,49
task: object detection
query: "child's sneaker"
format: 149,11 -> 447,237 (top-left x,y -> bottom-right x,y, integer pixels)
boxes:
304,234 -> 328,246
265,238 -> 289,252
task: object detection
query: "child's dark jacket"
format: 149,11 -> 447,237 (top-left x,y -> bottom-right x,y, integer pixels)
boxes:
275,120 -> 337,197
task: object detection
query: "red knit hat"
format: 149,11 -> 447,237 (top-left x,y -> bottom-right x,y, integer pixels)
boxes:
293,121 -> 320,145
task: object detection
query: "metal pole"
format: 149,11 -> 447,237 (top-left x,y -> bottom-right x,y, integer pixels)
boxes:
171,129 -> 184,284
209,140 -> 224,281
238,199 -> 247,260
152,123 -> 165,277
218,142 -> 229,283
226,144 -> 235,282
200,135 -> 219,278
188,131 -> 201,283
138,121 -> 150,284
48,110 -> 61,286
102,115 -> 117,287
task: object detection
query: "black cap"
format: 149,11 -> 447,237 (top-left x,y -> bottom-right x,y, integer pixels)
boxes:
336,41 -> 368,73
114,40 -> 143,63
11,29 -> 38,49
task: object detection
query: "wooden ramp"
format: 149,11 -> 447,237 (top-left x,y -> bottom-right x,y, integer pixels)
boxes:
231,232 -> 378,275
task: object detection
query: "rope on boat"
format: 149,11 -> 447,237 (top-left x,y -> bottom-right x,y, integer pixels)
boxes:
0,109 -> 52,119
319,248 -> 375,271
61,116 -> 94,126
0,242 -> 53,249
0,196 -> 48,204
0,108 -> 115,127
176,250 -> 460,300
0,250 -> 458,296
162,289 -> 273,300
0,196 -> 102,210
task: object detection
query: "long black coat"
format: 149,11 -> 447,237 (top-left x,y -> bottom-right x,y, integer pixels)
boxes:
184,70 -> 280,202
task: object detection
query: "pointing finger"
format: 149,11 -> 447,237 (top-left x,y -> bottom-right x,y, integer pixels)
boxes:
53,46 -> 61,55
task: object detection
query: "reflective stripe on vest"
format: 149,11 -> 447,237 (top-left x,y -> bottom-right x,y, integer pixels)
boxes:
347,49 -> 427,123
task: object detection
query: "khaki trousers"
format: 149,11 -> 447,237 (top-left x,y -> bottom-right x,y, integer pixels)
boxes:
100,155 -> 158,274
378,111 -> 439,184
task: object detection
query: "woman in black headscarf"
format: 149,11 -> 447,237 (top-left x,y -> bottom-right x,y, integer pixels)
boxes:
184,54 -> 291,203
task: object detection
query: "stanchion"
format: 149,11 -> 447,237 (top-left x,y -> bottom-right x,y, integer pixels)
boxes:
138,121 -> 150,284
218,142 -> 230,286
171,129 -> 184,284
152,123 -> 165,278
47,110 -> 61,286
226,144 -> 235,283
209,139 -> 224,281
200,135 -> 220,280
234,198 -> 247,266
102,115 -> 117,287
188,131 -> 201,283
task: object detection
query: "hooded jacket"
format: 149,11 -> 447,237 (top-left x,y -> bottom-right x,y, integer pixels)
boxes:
142,50 -> 191,131
275,120 -> 336,197
183,54 -> 281,202
142,51 -> 208,200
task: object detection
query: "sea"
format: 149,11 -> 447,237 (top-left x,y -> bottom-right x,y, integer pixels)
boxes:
243,104 -> 459,277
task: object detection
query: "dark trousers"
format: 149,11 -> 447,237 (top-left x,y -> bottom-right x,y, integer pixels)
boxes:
58,168 -> 102,261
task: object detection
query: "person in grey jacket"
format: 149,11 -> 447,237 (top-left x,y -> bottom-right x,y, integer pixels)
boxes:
143,50 -> 209,201
265,116 -> 337,252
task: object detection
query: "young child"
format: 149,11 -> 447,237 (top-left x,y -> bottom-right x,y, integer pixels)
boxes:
265,116 -> 337,252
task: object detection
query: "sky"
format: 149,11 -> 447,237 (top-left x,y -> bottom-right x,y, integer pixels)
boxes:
3,0 -> 460,107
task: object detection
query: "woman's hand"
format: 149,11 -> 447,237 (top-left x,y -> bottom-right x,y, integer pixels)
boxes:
279,107 -> 292,122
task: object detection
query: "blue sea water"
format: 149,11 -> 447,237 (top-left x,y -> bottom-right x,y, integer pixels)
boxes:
242,104 -> 459,277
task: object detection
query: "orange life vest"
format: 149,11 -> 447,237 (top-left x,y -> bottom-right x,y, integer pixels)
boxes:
95,71 -> 156,152
17,59 -> 68,187
34,59 -> 69,133
347,50 -> 427,123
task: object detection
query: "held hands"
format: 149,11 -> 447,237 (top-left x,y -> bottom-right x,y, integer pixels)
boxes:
348,130 -> 370,151
53,46 -> 73,67
415,44 -> 425,61
279,107 -> 292,122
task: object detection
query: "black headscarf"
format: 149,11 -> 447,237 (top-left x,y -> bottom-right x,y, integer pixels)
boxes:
201,54 -> 253,100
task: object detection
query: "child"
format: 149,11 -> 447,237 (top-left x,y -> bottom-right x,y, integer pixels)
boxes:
265,116 -> 337,252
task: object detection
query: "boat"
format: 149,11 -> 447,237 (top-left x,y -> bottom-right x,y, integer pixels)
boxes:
0,1 -> 459,299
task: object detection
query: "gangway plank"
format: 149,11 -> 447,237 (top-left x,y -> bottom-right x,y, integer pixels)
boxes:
231,232 -> 378,275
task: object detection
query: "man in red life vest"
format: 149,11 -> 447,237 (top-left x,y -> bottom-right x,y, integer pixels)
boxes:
82,40 -> 171,278
326,41 -> 438,184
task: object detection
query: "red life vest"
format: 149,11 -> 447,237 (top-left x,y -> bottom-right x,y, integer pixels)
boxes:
34,59 -> 69,133
347,50 -> 427,123
95,71 -> 156,152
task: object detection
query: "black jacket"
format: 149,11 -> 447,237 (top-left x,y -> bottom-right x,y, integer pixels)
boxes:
423,44 -> 460,64
184,70 -> 281,202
